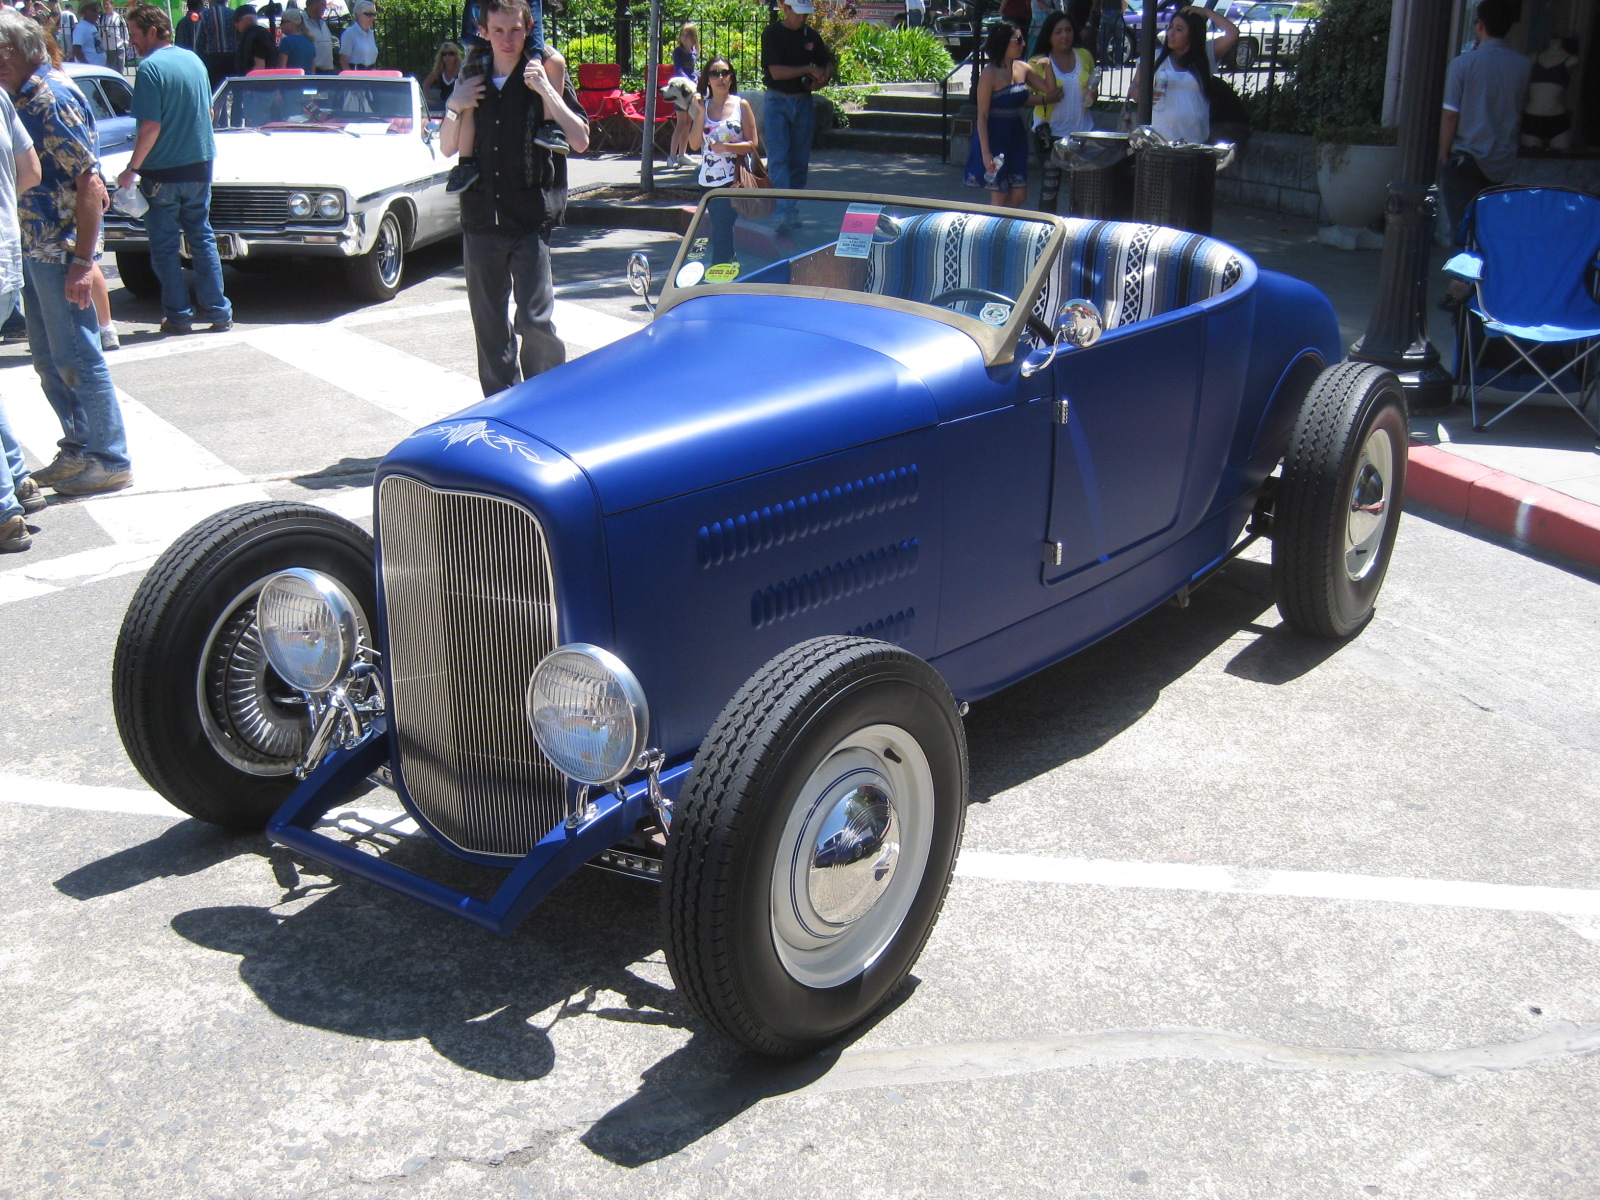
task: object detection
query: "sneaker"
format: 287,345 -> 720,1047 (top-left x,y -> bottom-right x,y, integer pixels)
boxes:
534,120 -> 569,155
445,159 -> 480,194
99,324 -> 120,351
49,461 -> 133,497
15,477 -> 45,514
208,319 -> 234,333
0,514 -> 29,553
160,319 -> 195,335
31,451 -> 88,487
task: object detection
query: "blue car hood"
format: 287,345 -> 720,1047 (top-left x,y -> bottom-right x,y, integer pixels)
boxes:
466,296 -> 973,514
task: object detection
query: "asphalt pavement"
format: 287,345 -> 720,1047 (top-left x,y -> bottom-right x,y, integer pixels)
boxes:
0,147 -> 1596,1200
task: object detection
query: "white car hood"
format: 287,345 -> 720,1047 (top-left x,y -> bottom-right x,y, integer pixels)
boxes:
205,129 -> 435,190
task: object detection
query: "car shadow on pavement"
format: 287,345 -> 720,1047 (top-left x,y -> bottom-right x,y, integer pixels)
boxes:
963,558 -> 1283,801
53,819 -> 264,901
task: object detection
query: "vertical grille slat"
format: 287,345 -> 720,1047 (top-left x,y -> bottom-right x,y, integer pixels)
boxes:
378,476 -> 566,858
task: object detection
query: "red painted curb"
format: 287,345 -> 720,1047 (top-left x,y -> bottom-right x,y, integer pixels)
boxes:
1406,444 -> 1600,570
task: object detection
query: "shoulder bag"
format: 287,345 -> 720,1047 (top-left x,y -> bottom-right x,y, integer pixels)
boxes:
731,154 -> 777,219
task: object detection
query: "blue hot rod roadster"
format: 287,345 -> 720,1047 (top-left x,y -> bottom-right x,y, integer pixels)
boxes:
113,191 -> 1406,1057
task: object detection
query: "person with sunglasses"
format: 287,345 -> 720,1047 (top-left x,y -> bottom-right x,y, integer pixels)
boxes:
689,56 -> 758,263
964,20 -> 1058,209
423,39 -> 464,110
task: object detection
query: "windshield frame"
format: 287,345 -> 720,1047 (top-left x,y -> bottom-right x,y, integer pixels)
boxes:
658,191 -> 1068,366
210,77 -> 421,135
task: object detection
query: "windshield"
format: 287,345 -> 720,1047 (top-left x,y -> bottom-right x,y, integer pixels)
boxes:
212,78 -> 416,134
665,193 -> 1063,363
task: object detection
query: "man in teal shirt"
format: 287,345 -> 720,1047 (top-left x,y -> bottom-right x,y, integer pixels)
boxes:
116,3 -> 232,333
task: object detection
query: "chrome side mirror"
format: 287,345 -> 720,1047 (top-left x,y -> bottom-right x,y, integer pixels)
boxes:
1021,298 -> 1104,378
626,251 -> 655,314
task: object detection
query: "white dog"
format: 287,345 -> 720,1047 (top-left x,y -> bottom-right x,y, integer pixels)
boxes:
659,76 -> 697,113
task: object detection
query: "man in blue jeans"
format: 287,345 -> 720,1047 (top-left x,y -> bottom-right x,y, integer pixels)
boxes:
0,8 -> 132,498
761,0 -> 833,233
117,4 -> 232,335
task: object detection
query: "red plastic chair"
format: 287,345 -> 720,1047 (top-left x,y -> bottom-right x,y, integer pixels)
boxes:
577,62 -> 626,152
619,64 -> 676,156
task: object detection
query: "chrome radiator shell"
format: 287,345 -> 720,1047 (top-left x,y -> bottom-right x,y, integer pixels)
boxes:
376,475 -> 566,858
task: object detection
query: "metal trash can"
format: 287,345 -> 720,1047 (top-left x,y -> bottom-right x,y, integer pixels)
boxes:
1064,132 -> 1135,221
1132,142 -> 1219,234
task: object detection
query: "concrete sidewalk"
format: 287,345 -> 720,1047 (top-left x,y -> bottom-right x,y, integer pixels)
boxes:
568,145 -> 1600,573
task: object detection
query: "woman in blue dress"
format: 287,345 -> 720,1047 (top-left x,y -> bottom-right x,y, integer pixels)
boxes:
964,20 -> 1059,208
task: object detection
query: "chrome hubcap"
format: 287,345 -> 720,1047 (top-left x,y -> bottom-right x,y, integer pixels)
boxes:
377,217 -> 402,287
772,724 -> 933,989
197,577 -> 309,776
1345,427 -> 1393,581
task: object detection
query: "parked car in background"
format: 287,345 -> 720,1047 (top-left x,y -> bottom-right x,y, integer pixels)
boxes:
100,71 -> 459,303
66,62 -> 136,155
1232,1 -> 1317,66
112,191 -> 1406,1058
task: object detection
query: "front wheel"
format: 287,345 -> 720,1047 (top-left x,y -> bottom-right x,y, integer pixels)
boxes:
344,209 -> 406,303
662,637 -> 968,1057
1272,361 -> 1407,638
112,502 -> 377,829
115,250 -> 160,298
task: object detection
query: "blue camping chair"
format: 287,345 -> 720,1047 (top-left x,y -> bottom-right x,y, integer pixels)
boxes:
1446,186 -> 1600,438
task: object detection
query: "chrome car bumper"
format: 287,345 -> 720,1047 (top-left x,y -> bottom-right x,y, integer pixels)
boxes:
102,213 -> 373,260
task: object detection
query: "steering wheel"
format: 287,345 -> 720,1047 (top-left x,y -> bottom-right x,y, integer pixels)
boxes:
927,286 -> 1053,344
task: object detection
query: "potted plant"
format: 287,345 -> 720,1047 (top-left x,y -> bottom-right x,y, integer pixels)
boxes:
1313,121 -> 1399,236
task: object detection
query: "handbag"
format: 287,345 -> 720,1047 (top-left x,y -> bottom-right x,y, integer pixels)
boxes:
731,154 -> 776,219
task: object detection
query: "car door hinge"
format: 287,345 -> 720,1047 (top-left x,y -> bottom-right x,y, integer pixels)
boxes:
1054,398 -> 1070,425
1043,541 -> 1064,566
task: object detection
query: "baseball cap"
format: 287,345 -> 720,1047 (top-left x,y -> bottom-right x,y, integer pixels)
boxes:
784,0 -> 814,11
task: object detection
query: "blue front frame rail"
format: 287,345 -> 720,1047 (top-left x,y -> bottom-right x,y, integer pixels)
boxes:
266,720 -> 679,937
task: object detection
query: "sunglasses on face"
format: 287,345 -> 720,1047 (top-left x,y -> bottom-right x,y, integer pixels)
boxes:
708,68 -> 731,78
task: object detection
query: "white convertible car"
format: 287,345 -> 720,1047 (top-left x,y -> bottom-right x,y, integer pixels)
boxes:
101,70 -> 459,302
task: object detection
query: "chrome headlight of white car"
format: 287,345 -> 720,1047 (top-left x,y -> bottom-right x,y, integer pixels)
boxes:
525,645 -> 648,786
315,191 -> 345,220
257,568 -> 363,695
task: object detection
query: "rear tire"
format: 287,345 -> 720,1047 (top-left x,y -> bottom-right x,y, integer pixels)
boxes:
1272,362 -> 1407,638
663,637 -> 968,1057
113,502 -> 376,829
1232,37 -> 1259,69
115,251 -> 160,298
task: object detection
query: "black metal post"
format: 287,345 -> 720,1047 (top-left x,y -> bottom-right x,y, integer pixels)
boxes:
1137,0 -> 1156,125
1347,0 -> 1454,414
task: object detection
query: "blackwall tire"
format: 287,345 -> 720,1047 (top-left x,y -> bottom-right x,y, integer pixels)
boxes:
115,251 -> 160,298
662,636 -> 968,1058
345,210 -> 405,303
1233,37 -> 1259,69
112,502 -> 376,829
1272,361 -> 1407,638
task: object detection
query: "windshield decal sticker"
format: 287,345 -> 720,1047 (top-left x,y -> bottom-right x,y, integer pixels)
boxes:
979,302 -> 1012,326
704,263 -> 741,283
686,237 -> 709,261
406,419 -> 546,464
675,261 -> 706,288
834,203 -> 883,260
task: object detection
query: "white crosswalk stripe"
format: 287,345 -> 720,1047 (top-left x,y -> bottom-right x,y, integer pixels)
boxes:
0,297 -> 645,605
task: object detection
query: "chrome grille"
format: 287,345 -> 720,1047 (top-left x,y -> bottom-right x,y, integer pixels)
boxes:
377,475 -> 565,858
208,187 -> 296,229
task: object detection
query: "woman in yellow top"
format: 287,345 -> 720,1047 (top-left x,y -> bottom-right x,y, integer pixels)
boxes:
1030,10 -> 1097,214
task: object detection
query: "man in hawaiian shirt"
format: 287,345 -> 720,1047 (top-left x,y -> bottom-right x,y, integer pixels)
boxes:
0,8 -> 132,496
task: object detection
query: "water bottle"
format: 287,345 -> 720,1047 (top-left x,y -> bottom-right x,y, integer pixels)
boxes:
982,152 -> 1005,189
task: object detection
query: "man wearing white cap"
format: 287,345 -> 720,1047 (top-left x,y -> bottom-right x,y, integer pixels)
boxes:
760,0 -> 832,233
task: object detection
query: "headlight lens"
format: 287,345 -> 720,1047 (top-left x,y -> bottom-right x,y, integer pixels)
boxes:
315,191 -> 344,220
525,645 -> 648,786
257,568 -> 362,694
287,191 -> 313,218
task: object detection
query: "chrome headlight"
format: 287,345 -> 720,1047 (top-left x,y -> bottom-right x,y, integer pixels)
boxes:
315,191 -> 344,220
287,191 -> 313,218
525,645 -> 648,786
257,568 -> 361,695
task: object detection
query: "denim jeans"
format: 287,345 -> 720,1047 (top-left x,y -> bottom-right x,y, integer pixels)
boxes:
763,91 -> 815,224
141,178 -> 232,326
0,289 -> 28,521
23,259 -> 131,472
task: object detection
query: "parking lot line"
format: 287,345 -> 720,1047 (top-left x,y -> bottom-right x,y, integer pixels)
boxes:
4,774 -> 1596,919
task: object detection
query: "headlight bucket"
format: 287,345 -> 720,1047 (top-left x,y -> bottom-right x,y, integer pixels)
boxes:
287,191 -> 313,218
315,191 -> 344,220
257,568 -> 362,695
525,645 -> 649,786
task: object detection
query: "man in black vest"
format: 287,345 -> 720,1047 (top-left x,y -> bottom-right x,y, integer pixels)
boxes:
441,0 -> 588,396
